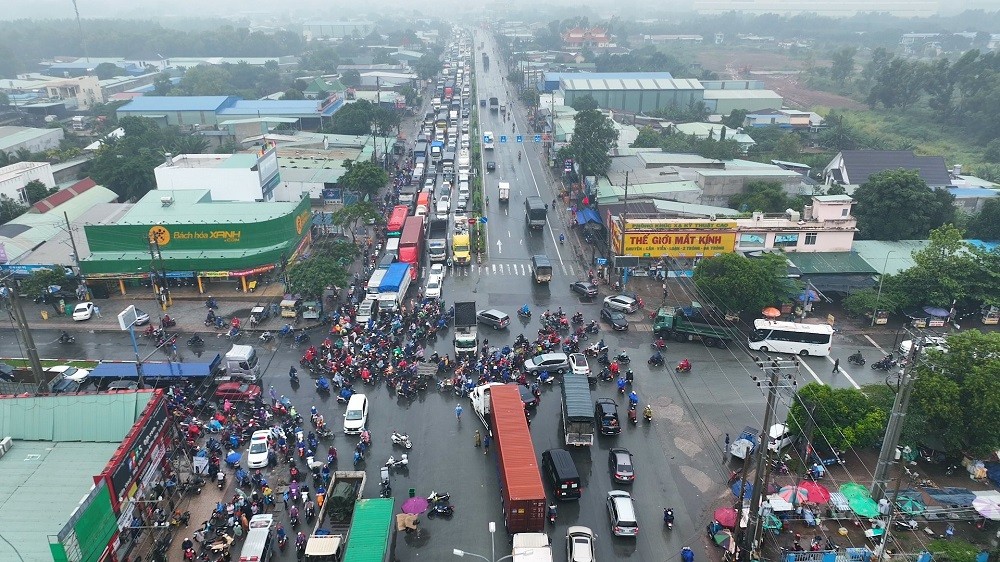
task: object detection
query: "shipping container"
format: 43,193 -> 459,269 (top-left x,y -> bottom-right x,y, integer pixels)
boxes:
489,385 -> 546,534
398,216 -> 425,281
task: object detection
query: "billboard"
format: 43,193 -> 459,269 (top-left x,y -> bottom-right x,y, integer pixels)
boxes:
53,480 -> 118,562
102,394 -> 170,511
611,219 -> 736,258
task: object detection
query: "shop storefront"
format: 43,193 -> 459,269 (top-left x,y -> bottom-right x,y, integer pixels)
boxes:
79,191 -> 312,295
608,215 -> 738,276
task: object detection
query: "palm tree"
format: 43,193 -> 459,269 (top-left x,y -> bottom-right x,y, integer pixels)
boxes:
171,135 -> 210,155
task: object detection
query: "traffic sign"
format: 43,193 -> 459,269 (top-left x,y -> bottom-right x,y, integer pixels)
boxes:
480,217 -> 488,224
482,135 -> 490,143
516,135 -> 523,143
468,218 -> 476,225
499,135 -> 508,143
595,258 -> 608,266
533,134 -> 542,143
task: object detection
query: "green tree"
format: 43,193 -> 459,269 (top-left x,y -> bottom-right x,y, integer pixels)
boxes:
325,99 -> 375,136
339,160 -> 388,201
842,287 -> 900,317
399,86 -> 418,107
92,62 -> 123,80
23,179 -> 56,204
373,106 -> 401,136
174,64 -> 231,96
21,267 -> 72,299
862,47 -> 893,84
853,170 -> 955,240
631,126 -> 662,148
722,109 -> 747,130
819,112 -> 857,150
519,89 -> 540,108
728,181 -> 798,213
332,201 -> 382,243
0,92 -> 11,108
887,225 -> 990,310
569,109 -> 618,179
87,116 -> 171,201
215,139 -> 240,154
786,383 -> 890,451
772,133 -> 802,160
285,242 -> 356,298
984,139 -> 1000,164
570,94 -> 599,111
693,252 -> 797,315
0,194 -> 25,225
966,198 -> 1000,241
867,58 -> 923,109
171,135 -> 210,155
829,47 -> 857,82
280,89 -> 305,100
152,72 -> 173,96
412,54 -> 442,81
910,330 -> 1000,455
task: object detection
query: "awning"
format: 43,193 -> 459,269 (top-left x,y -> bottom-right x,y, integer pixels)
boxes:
575,208 -> 602,226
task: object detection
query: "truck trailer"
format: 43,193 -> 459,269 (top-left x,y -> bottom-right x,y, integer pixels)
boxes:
427,218 -> 449,263
652,305 -> 737,348
490,385 -> 546,534
305,470 -> 367,560
561,374 -> 595,446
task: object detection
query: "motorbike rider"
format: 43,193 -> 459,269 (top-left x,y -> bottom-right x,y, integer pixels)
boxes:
664,508 -> 674,525
655,336 -> 666,348
628,390 -> 639,409
520,304 -> 530,316
682,547 -> 695,562
289,366 -> 298,381
678,358 -> 691,371
650,350 -> 664,364
59,330 -> 72,343
644,405 -> 653,419
547,503 -> 557,520
616,376 -> 627,394
289,505 -> 299,522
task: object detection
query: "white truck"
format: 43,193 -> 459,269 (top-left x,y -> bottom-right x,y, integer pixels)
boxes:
458,148 -> 470,175
454,301 -> 478,357
512,533 -> 553,562
221,344 -> 261,382
498,181 -> 510,203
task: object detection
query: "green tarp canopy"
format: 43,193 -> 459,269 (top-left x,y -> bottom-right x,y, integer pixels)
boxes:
839,483 -> 880,518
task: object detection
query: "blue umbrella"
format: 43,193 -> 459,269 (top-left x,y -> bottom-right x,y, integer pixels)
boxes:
226,451 -> 242,465
797,289 -> 818,303
731,480 -> 753,499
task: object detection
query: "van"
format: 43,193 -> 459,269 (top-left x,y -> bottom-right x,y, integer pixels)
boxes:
436,199 -> 450,220
384,237 -> 400,256
541,448 -> 581,500
606,491 -> 639,537
240,513 -> 275,561
357,298 -> 376,324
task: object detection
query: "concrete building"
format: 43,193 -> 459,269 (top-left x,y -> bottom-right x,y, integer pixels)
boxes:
559,75 -> 782,115
154,144 -> 281,202
303,21 -> 375,40
561,27 -> 612,49
117,95 -> 344,130
948,187 -> 1000,214
0,162 -> 55,204
0,126 -> 65,154
743,108 -> 824,130
692,0 -> 938,16
735,195 -> 858,253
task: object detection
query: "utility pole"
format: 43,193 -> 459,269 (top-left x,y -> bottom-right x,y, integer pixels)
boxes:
147,235 -> 170,310
616,172 -> 629,287
871,338 -> 921,502
743,356 -> 800,561
6,286 -> 46,392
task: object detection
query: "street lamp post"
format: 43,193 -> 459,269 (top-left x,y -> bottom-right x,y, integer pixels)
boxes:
452,521 -> 532,562
872,251 -> 895,327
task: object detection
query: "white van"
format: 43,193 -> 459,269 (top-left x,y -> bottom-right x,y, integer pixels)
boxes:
436,199 -> 450,220
357,298 -> 376,324
240,514 -> 275,561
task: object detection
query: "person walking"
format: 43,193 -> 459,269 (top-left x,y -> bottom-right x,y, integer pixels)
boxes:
832,358 -> 840,373
483,434 -> 491,455
455,404 -> 463,422
474,430 -> 482,448
94,304 -> 102,318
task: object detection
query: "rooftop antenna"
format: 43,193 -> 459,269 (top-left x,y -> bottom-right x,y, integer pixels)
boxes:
71,0 -> 90,64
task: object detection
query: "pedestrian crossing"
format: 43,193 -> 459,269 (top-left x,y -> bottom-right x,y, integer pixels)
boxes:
450,262 -> 579,277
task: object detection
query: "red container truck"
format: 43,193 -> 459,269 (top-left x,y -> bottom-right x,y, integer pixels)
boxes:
398,215 -> 424,281
489,384 -> 546,534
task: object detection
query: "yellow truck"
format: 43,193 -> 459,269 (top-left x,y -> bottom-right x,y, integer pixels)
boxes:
452,230 -> 471,265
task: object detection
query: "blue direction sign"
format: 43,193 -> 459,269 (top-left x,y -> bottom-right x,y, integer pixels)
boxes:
499,135 -> 508,143
480,217 -> 488,224
533,134 -> 542,143
595,258 -> 608,266
482,135 -> 490,143
516,135 -> 523,143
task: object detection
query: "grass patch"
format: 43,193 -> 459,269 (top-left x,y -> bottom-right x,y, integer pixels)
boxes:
836,107 -> 985,168
3,358 -> 101,369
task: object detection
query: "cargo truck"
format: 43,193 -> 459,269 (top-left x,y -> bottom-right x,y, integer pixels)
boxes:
305,470 -> 367,560
561,374 -> 595,446
489,97 -> 499,112
525,196 -> 547,229
452,230 -> 471,265
512,533 -> 553,562
340,498 -> 395,562
427,218 -> 449,263
652,305 -> 737,348
377,263 -> 411,312
483,53 -> 490,71
221,344 -> 261,382
458,148 -> 470,175
498,181 -> 510,203
454,301 -> 478,357
490,385 -> 546,534
399,216 -> 424,280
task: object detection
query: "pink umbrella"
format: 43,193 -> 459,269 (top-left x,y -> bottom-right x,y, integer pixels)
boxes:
799,481 -> 831,504
778,485 -> 809,505
401,496 -> 429,514
713,507 -> 738,529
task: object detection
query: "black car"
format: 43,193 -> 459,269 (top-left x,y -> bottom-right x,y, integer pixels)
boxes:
601,307 -> 629,331
570,281 -> 599,298
595,398 -> 621,435
486,161 -> 496,172
609,447 -> 635,483
518,384 -> 540,408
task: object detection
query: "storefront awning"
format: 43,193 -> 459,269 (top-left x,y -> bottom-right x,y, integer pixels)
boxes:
575,208 -> 602,226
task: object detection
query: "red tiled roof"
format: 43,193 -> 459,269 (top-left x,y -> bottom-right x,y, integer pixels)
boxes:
31,177 -> 97,214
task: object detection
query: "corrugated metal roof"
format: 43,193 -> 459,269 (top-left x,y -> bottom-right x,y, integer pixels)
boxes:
116,189 -> 301,224
561,374 -> 593,419
0,441 -> 120,562
0,126 -> 61,151
119,96 -> 236,112
786,252 -> 877,275
561,77 -> 703,91
32,177 -> 98,213
702,90 -> 782,100
851,240 -> 927,275
0,391 -> 153,441
545,71 -> 674,82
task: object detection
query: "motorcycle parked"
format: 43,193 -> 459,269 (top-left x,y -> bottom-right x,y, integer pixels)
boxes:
187,335 -> 204,347
390,431 -> 412,449
871,354 -> 898,371
427,491 -> 451,503
427,501 -> 455,518
385,454 -> 409,471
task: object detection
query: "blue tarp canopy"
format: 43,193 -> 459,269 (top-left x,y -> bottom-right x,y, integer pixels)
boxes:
88,355 -> 221,380
575,208 -> 602,226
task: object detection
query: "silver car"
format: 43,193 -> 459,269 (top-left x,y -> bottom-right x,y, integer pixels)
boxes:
603,294 -> 639,313
523,353 -> 570,374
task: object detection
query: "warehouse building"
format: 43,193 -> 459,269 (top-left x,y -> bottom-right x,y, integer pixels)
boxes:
559,75 -> 781,115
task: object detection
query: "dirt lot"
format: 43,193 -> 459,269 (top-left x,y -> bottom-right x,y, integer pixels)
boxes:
695,49 -> 866,111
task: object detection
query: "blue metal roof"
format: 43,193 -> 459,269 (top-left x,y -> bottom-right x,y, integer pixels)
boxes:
544,71 -> 673,82
118,96 -> 237,112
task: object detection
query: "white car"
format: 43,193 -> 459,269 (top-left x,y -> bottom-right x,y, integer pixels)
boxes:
423,177 -> 435,193
343,393 -> 369,434
454,213 -> 469,230
458,182 -> 470,200
566,526 -> 596,562
429,263 -> 446,279
72,302 -> 95,321
899,336 -> 948,355
569,353 -> 591,377
48,365 -> 90,382
603,295 -> 640,313
425,274 -> 444,300
246,430 -> 271,469
767,423 -> 796,452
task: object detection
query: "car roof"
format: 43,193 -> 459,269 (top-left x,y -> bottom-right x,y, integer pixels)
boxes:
251,430 -> 270,440
609,294 -> 635,302
347,393 -> 367,406
481,309 -> 507,317
570,353 -> 586,362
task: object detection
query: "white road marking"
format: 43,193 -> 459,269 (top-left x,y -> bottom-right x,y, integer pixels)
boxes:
797,359 -> 825,385
496,240 -> 503,254
864,334 -> 885,354
828,358 -> 862,390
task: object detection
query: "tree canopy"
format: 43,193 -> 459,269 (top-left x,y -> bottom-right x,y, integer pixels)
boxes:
23,180 -> 57,204
172,61 -> 281,98
570,95 -> 599,112
323,99 -> 376,136
728,181 -> 801,214
285,241 -> 357,298
332,201 -> 382,242
693,252 -> 797,315
786,383 -> 893,451
339,160 -> 388,201
568,109 -> 618,179
852,169 -> 956,240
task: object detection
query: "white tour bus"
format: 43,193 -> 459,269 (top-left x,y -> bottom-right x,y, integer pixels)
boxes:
748,319 -> 833,357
